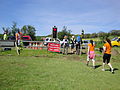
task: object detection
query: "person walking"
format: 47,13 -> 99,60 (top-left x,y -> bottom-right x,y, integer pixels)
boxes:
15,30 -> 23,55
86,40 -> 96,69
102,38 -> 114,74
15,30 -> 23,46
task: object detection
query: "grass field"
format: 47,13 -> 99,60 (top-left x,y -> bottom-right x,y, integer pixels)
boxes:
0,48 -> 120,90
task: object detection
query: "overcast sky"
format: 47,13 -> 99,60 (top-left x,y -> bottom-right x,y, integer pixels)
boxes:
0,0 -> 120,36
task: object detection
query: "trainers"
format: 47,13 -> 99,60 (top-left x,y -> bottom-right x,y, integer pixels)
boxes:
111,68 -> 114,74
102,69 -> 105,71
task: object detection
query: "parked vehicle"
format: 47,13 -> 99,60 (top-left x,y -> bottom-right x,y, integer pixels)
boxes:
8,35 -> 32,46
8,36 -> 16,40
44,37 -> 52,45
111,37 -> 120,47
22,35 -> 32,41
8,35 -> 32,41
82,40 -> 95,48
82,40 -> 90,48
44,37 -> 63,46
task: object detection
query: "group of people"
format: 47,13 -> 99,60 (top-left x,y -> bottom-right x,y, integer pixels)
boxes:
62,35 -> 82,54
62,35 -> 114,74
3,30 -> 23,46
86,38 -> 114,73
3,31 -> 114,73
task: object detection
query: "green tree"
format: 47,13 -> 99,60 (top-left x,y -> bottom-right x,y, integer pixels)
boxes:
84,33 -> 91,38
21,25 -> 27,35
2,27 -> 10,35
58,26 -> 72,40
0,34 -> 3,40
11,22 -> 19,36
21,25 -> 36,40
109,30 -> 120,36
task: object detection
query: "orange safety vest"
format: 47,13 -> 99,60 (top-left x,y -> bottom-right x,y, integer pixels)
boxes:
16,32 -> 23,40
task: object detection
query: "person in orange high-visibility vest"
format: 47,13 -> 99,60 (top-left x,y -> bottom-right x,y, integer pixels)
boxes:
15,30 -> 23,55
102,38 -> 114,74
86,40 -> 96,69
15,30 -> 23,46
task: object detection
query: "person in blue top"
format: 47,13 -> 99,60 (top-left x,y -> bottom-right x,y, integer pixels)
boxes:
76,35 -> 82,55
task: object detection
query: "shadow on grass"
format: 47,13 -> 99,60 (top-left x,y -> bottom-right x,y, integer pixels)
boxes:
95,65 -> 102,69
88,65 -> 102,69
105,68 -> 119,71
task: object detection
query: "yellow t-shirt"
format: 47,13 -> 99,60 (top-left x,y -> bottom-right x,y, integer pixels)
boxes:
3,34 -> 7,40
104,42 -> 112,54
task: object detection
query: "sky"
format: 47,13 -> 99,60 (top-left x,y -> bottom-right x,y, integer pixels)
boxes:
0,0 -> 120,36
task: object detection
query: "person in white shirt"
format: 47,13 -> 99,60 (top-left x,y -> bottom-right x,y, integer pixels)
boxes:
62,35 -> 69,55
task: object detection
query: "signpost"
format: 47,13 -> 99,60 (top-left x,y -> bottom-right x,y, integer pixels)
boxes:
48,42 -> 60,52
52,26 -> 57,39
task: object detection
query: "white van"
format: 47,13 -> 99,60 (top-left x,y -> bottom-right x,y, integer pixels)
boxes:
44,37 -> 63,45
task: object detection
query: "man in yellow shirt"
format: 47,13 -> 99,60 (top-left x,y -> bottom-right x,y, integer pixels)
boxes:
3,31 -> 7,40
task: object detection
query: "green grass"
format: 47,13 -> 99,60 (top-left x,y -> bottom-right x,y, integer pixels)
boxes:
0,48 -> 120,90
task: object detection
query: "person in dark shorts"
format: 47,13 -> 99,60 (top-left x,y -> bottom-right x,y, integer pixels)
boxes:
102,38 -> 114,73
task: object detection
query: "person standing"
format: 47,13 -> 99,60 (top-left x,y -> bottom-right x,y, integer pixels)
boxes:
76,36 -> 82,55
3,31 -> 8,40
102,38 -> 114,74
86,40 -> 96,69
62,35 -> 69,55
70,36 -> 76,53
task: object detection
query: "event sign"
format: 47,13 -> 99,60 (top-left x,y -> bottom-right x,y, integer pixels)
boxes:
48,42 -> 60,52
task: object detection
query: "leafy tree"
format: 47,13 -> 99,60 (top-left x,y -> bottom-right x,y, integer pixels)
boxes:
84,33 -> 91,38
58,26 -> 72,40
11,22 -> 19,36
21,25 -> 36,40
109,30 -> 120,36
21,25 -> 27,35
36,36 -> 45,41
0,34 -> 3,40
91,33 -> 98,38
2,27 -> 12,35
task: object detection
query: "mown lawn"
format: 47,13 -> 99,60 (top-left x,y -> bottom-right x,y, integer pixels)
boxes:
0,48 -> 120,90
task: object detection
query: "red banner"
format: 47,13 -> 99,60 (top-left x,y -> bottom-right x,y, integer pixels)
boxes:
48,42 -> 60,52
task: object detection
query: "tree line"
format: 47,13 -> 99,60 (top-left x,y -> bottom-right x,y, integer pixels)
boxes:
47,26 -> 120,40
0,23 -> 120,41
1,22 -> 36,40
